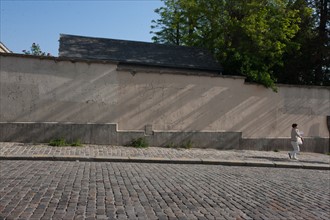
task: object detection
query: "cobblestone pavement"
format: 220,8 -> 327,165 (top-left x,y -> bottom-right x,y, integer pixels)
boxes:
1,143 -> 329,167
0,160 -> 329,220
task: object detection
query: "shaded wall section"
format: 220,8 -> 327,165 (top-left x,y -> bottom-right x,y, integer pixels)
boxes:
0,122 -> 241,149
0,54 -> 329,152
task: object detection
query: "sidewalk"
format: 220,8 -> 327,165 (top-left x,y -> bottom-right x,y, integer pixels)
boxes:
0,142 -> 329,170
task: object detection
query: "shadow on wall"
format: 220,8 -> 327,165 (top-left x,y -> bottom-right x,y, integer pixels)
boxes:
0,122 -> 242,149
1,60 -> 119,123
1,56 -> 329,147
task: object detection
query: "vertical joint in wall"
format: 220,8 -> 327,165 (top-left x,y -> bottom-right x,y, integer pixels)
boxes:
145,124 -> 153,136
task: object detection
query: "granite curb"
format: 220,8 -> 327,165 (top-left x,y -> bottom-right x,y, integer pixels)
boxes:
0,155 -> 329,170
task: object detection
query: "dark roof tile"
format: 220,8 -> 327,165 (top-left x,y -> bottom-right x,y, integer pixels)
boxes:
59,34 -> 222,72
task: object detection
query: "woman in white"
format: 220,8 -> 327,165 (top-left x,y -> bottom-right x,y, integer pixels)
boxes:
289,123 -> 303,160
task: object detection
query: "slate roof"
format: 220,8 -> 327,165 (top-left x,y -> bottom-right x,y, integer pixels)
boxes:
59,34 -> 222,72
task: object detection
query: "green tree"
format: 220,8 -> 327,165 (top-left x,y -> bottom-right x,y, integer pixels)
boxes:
273,0 -> 313,85
151,0 -> 304,91
151,0 -> 187,45
274,0 -> 329,86
23,43 -> 50,56
308,0 -> 329,85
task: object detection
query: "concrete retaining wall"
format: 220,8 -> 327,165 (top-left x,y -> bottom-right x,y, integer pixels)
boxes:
0,122 -> 241,149
1,122 -> 328,152
1,54 -> 329,152
240,138 -> 329,153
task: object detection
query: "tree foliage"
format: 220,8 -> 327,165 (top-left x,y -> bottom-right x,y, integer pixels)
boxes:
151,0 -> 329,89
275,0 -> 329,86
23,43 -> 50,56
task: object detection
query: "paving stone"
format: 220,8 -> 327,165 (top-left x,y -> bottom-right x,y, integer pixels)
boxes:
0,160 -> 329,219
1,142 -> 329,169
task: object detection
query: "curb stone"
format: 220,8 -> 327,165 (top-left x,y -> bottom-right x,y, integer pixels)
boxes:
0,155 -> 329,170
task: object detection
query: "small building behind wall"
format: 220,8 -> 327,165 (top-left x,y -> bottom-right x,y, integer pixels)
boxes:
0,42 -> 12,53
0,34 -> 329,152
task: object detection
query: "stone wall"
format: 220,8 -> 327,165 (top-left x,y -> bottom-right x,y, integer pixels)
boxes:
1,54 -> 329,152
0,122 -> 241,150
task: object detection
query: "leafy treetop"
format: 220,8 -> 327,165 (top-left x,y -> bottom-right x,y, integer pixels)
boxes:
23,43 -> 51,56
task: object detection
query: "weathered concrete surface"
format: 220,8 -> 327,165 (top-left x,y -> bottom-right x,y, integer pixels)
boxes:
1,54 -> 329,151
240,137 -> 329,153
148,131 -> 241,149
1,122 -> 329,152
0,123 -> 241,149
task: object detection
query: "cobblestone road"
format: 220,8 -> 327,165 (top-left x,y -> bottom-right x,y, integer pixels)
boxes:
0,161 -> 329,220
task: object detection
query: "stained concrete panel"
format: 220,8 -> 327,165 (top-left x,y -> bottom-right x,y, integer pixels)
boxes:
0,122 -> 328,152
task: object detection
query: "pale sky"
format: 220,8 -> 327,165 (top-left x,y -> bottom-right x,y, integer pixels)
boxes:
0,0 -> 163,56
